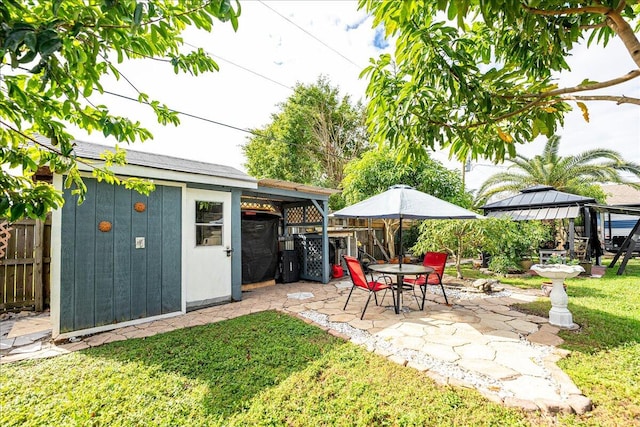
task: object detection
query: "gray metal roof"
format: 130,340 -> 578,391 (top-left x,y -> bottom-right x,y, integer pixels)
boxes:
37,136 -> 255,183
482,186 -> 596,211
486,206 -> 581,221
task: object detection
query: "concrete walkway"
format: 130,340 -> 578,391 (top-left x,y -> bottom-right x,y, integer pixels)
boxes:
0,278 -> 592,415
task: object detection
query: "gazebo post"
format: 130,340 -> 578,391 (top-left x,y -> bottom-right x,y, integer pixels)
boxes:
568,218 -> 575,259
584,207 -> 592,261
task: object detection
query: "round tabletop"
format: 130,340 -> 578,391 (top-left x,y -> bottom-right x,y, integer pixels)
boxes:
368,263 -> 434,275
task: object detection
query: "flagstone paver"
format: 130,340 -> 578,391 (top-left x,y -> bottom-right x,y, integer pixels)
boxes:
506,319 -> 540,334
1,278 -> 592,414
457,358 -> 519,380
419,342 -> 461,362
455,343 -> 496,360
502,375 -> 563,401
528,330 -> 565,346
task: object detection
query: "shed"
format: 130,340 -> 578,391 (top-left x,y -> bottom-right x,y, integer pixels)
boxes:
46,138 -> 333,338
481,185 -> 597,259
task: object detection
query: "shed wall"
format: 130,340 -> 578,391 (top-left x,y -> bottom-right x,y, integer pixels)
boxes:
60,179 -> 182,333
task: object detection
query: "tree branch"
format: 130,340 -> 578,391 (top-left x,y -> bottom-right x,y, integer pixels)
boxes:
521,4 -> 612,17
542,69 -> 640,97
579,23 -> 608,30
560,94 -> 640,106
605,7 -> 640,69
77,1 -> 217,30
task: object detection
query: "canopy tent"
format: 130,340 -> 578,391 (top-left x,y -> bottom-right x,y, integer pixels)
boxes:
481,186 -> 597,260
332,185 -> 482,268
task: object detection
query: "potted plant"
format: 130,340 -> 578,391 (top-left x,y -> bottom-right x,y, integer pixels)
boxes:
578,260 -> 592,276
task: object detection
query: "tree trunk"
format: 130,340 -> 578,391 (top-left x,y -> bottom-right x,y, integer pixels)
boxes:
607,10 -> 640,69
456,239 -> 464,279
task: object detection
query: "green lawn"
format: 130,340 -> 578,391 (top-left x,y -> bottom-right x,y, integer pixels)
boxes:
1,260 -> 639,426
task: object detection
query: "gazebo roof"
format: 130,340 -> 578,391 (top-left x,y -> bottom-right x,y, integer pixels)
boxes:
481,186 -> 596,220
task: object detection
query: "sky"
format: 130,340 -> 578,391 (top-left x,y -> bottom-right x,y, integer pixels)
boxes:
81,0 -> 640,192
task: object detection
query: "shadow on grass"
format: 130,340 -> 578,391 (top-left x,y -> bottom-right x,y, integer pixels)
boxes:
82,310 -> 347,420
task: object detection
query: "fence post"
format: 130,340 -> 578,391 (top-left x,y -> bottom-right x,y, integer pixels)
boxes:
34,218 -> 44,311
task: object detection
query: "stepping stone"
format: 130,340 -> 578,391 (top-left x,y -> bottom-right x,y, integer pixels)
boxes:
287,292 -> 315,300
0,337 -> 15,350
503,376 -> 563,401
457,358 -> 519,380
9,342 -> 42,354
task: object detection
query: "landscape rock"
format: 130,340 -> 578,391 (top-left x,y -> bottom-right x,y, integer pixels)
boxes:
567,395 -> 593,415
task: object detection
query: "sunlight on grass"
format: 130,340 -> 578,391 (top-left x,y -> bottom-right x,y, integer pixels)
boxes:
1,311 -> 528,426
2,260 -> 639,426
512,259 -> 640,425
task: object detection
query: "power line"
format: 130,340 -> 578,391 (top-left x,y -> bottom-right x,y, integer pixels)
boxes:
104,90 -> 255,134
101,89 -> 350,161
183,42 -> 293,91
257,0 -> 362,70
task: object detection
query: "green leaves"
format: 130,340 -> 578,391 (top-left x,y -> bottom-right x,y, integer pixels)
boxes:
359,0 -> 639,165
0,0 -> 241,221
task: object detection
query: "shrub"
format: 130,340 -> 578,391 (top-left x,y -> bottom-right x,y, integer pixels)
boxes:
488,254 -> 521,275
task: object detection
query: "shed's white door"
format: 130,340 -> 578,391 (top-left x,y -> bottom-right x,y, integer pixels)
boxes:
185,188 -> 232,308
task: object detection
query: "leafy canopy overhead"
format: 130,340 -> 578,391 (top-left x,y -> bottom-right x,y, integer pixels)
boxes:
359,0 -> 640,164
0,0 -> 239,221
475,135 -> 640,205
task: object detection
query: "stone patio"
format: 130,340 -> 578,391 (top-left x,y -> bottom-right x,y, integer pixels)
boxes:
0,278 -> 592,415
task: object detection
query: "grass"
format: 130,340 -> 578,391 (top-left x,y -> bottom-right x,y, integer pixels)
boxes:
1,311 -> 529,427
512,259 -> 640,425
2,260 -> 639,426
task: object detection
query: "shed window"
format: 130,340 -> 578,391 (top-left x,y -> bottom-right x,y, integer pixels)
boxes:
196,201 -> 223,246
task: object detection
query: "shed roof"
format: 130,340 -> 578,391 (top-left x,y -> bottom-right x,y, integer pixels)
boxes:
481,186 -> 596,211
258,179 -> 339,196
37,136 -> 256,184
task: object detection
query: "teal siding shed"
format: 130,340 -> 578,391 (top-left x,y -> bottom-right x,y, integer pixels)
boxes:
59,179 -> 182,333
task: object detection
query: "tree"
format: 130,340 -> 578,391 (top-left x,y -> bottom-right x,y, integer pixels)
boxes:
359,0 -> 640,164
243,76 -> 370,191
475,135 -> 640,205
341,146 -> 472,258
1,0 -> 239,221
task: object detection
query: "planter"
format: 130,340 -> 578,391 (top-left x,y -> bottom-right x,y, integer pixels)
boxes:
579,262 -> 592,276
520,259 -> 534,271
531,264 -> 584,329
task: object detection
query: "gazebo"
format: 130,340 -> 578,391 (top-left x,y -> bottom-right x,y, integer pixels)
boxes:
481,185 -> 597,261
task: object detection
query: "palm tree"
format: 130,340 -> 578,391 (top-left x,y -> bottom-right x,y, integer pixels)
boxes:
475,135 -> 640,205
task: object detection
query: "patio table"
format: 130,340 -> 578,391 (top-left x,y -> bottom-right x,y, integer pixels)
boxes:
368,263 -> 434,314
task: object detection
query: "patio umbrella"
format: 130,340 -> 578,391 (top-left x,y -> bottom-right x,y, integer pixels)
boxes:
332,185 -> 483,268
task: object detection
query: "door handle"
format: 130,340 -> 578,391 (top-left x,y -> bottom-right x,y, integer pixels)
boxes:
224,246 -> 233,257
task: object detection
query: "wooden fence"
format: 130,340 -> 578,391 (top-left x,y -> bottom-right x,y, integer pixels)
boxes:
0,215 -> 51,312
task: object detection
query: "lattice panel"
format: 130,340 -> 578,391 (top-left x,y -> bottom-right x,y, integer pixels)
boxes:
285,204 -> 322,225
0,221 -> 11,259
286,206 -> 304,224
295,235 -> 323,280
306,205 -> 322,223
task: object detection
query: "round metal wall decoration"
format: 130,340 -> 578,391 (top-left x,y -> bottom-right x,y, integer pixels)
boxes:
134,202 -> 146,212
98,221 -> 112,232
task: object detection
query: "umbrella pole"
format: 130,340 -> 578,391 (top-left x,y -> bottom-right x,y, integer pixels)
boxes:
398,217 -> 403,269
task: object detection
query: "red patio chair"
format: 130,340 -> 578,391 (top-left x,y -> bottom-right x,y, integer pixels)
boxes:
403,252 -> 449,309
342,255 -> 395,320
